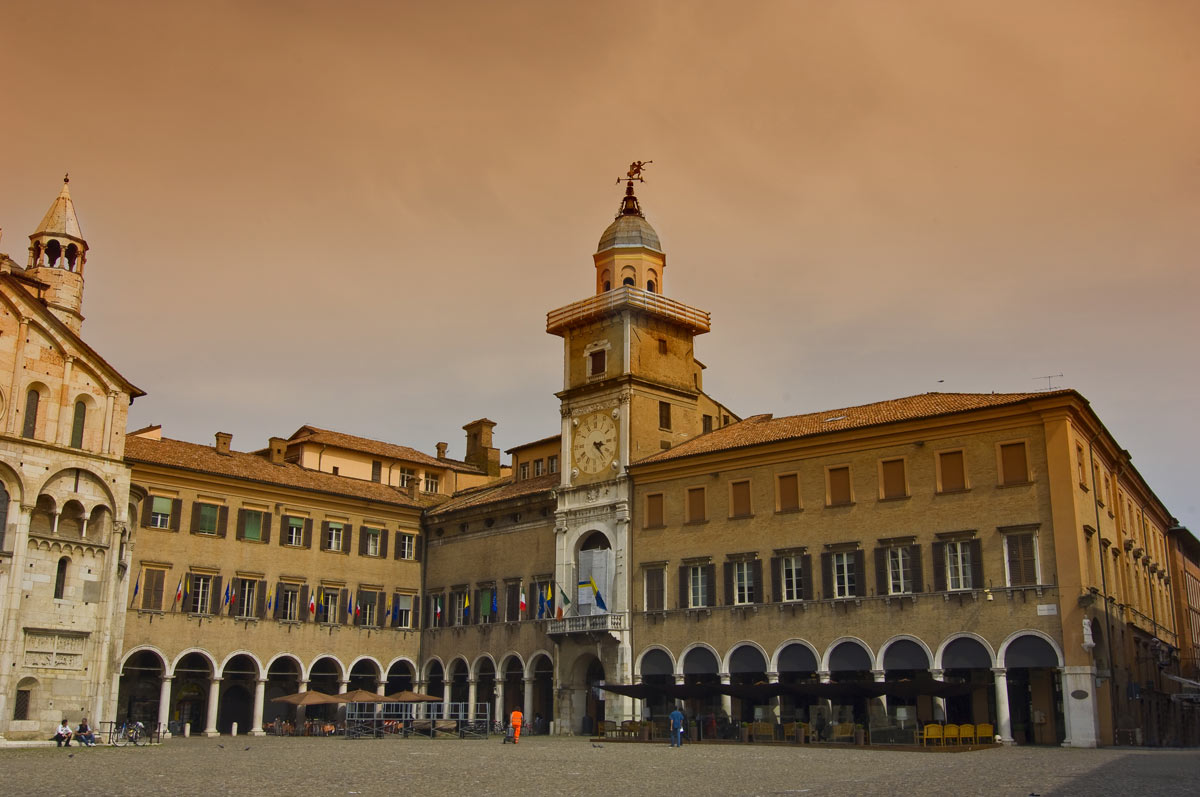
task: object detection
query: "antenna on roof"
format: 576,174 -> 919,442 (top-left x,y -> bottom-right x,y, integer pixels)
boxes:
1034,373 -> 1063,391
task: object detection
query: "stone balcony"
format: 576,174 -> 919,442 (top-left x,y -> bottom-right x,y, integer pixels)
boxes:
547,612 -> 625,636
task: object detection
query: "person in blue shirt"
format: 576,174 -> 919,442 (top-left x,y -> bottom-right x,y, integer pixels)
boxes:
668,704 -> 686,747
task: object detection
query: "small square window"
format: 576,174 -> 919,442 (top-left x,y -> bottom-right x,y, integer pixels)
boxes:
398,533 -> 416,560
286,517 -> 304,547
659,401 -> 671,431
547,455 -> 558,474
519,462 -> 529,480
686,487 -> 706,523
589,350 -> 606,377
534,459 -> 544,476
195,503 -> 219,535
657,338 -> 668,355
242,510 -> 264,542
150,497 -> 173,529
1000,442 -> 1029,486
827,466 -> 852,506
776,473 -> 800,512
644,493 -> 664,528
730,480 -> 751,517
880,458 -> 907,499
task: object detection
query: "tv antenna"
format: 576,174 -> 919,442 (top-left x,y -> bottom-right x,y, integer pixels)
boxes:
1034,373 -> 1063,391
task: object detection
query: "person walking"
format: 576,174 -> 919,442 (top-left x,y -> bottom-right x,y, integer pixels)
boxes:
509,707 -> 523,744
669,704 -> 685,748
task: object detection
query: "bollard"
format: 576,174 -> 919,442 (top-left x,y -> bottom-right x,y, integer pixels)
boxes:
183,722 -> 191,738
231,722 -> 238,737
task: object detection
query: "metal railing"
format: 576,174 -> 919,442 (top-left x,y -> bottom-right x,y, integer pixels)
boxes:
546,286 -> 710,335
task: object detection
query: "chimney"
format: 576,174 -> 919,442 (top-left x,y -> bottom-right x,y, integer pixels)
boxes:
268,437 -> 287,465
462,418 -> 501,477
436,442 -> 448,460
406,475 -> 420,500
214,432 -> 232,455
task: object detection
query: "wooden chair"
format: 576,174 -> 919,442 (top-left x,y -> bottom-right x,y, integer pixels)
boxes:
958,723 -> 976,744
782,722 -> 797,741
919,723 -> 943,746
620,720 -> 640,739
942,723 -> 960,745
751,721 -> 775,741
832,722 -> 855,743
976,722 -> 995,743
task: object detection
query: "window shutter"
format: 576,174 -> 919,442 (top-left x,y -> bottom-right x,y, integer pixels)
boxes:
854,550 -> 866,597
256,581 -> 267,619
299,586 -> 309,620
278,516 -> 288,546
688,488 -> 705,522
320,521 -> 330,551
932,542 -> 947,591
189,502 -> 201,536
414,536 -> 423,562
236,509 -> 246,541
704,564 -> 716,607
940,451 -> 965,492
217,506 -> 228,538
342,525 -> 352,553
379,530 -> 388,559
274,582 -> 284,619
210,577 -> 222,615
303,519 -> 312,548
909,544 -> 923,593
875,548 -> 887,596
378,591 -> 387,625
473,590 -> 480,624
261,514 -> 271,544
678,566 -> 688,609
646,494 -> 664,528
1001,442 -> 1028,485
770,557 -> 782,603
394,531 -> 403,560
828,467 -> 851,505
358,527 -> 368,556
731,482 -> 751,517
140,499 -> 153,528
723,562 -> 734,606
968,539 -> 984,588
751,559 -> 763,603
411,595 -> 420,629
821,552 -> 833,599
801,555 -> 813,600
169,499 -> 182,531
777,474 -> 799,511
882,460 -> 906,499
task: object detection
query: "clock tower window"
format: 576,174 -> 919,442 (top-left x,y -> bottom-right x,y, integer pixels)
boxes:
658,401 -> 672,431
589,350 -> 606,378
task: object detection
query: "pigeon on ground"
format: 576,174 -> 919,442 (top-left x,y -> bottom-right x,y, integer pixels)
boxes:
217,744 -> 224,749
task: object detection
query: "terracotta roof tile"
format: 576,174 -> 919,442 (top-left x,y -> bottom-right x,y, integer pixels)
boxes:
125,436 -> 437,509
427,473 -> 558,516
635,390 -> 1075,466
287,425 -> 483,474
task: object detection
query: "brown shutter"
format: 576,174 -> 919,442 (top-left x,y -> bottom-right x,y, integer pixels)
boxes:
731,482 -> 751,517
704,564 -> 716,607
278,516 -> 289,546
261,514 -> 271,544
379,529 -> 388,559
1006,536 -> 1022,585
217,506 -> 228,538
723,562 -> 734,606
169,499 -> 182,531
751,559 -> 763,603
828,467 -> 851,505
358,527 -> 368,556
969,539 -> 984,588
688,488 -> 705,522
302,519 -> 312,548
854,550 -> 866,597
342,525 -> 352,553
236,509 -> 246,540
210,576 -> 222,615
300,585 -> 309,620
646,494 -> 664,528
140,498 -> 153,528
678,566 -> 688,609
875,548 -> 888,595
882,460 -> 906,499
473,590 -> 480,624
394,531 -> 403,560
909,544 -> 923,593
256,581 -> 267,619
320,521 -> 330,551
274,582 -> 284,619
646,569 -> 664,611
1001,443 -> 1028,485
940,451 -> 965,492
777,474 -> 799,511
189,502 -> 201,535
821,552 -> 833,598
411,595 -> 420,629
932,542 -> 947,591
801,555 -> 813,600
770,557 -> 782,603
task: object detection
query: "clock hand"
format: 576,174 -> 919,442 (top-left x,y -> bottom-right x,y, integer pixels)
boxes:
593,441 -> 603,452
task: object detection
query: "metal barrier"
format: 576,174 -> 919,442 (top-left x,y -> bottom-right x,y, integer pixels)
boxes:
343,702 -> 491,740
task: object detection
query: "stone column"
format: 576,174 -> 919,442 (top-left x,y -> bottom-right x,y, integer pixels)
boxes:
1059,665 -> 1099,748
930,668 -> 946,722
296,679 -> 309,728
376,680 -> 386,696
719,673 -> 732,719
56,356 -> 75,445
467,678 -> 478,721
156,676 -> 174,738
442,682 -> 452,719
767,671 -> 781,722
872,668 -> 888,718
496,680 -> 506,725
203,678 -> 222,737
523,677 -> 534,722
250,678 -> 266,736
102,391 -> 116,455
338,679 -> 349,694
993,668 -> 1014,744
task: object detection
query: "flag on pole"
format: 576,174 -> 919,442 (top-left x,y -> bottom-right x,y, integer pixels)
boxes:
556,582 -> 571,619
519,588 -> 527,616
463,591 -> 470,623
491,589 -> 498,618
537,585 -> 546,619
392,596 -> 400,626
181,578 -> 190,612
314,587 -> 322,616
590,577 -> 608,612
266,587 -> 273,614
223,583 -> 231,607
129,569 -> 141,608
347,594 -> 353,618
435,595 -> 442,624
355,599 -> 361,619
174,577 -> 184,605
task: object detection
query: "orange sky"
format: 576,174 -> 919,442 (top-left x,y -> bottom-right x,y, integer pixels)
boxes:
1,1 -> 1197,526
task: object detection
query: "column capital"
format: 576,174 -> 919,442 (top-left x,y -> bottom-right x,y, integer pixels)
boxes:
210,677 -> 224,684
256,677 -> 268,685
161,675 -> 174,683
991,667 -> 1007,676
930,668 -> 945,681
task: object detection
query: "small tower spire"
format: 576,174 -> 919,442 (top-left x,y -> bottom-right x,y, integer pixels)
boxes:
594,161 -> 665,295
27,175 -> 89,332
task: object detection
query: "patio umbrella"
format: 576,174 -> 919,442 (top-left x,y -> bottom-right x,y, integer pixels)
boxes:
330,689 -> 401,703
600,683 -> 661,700
389,690 -> 442,702
270,689 -> 341,706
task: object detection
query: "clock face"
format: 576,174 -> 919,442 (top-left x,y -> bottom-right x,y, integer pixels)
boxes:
572,412 -> 618,475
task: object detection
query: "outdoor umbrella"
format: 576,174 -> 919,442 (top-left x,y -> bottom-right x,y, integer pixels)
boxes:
389,690 -> 442,702
600,683 -> 661,700
330,689 -> 401,703
270,689 -> 341,706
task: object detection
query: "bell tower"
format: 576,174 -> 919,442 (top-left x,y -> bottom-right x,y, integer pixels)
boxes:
592,164 -> 667,296
27,175 -> 88,333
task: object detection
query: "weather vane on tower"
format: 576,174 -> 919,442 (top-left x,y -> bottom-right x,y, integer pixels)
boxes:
617,160 -> 652,184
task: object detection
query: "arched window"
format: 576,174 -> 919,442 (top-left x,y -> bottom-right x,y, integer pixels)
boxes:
31,242 -> 42,265
646,280 -> 656,293
603,281 -> 611,291
622,276 -> 635,286
45,240 -> 61,267
22,389 -> 39,439
65,243 -> 79,271
71,400 -> 86,448
54,557 -> 69,599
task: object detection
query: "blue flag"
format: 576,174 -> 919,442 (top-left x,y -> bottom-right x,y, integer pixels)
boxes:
537,587 -> 545,619
392,598 -> 399,625
491,589 -> 498,617
223,582 -> 230,606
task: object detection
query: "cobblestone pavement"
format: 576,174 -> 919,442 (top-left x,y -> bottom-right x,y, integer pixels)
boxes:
4,736 -> 1199,797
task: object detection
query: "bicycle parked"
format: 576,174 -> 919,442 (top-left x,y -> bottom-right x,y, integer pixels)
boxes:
110,720 -> 147,746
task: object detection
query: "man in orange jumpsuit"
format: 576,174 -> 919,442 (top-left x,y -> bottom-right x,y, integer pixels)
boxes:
510,707 -> 523,744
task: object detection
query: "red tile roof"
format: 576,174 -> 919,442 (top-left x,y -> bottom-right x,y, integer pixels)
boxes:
635,390 -> 1076,465
286,425 -> 483,474
427,473 -> 558,516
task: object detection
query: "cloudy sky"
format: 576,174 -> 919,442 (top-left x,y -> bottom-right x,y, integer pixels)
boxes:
1,1 -> 1197,526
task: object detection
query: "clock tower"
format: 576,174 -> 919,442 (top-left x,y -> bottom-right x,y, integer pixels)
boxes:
545,164 -> 716,730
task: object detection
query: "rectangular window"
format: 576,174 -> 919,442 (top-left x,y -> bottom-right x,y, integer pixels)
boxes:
280,586 -> 300,622
589,350 -> 606,377
689,565 -> 709,608
325,522 -> 344,551
733,561 -> 756,605
190,574 -> 212,614
242,510 -> 264,542
1076,444 -> 1087,486
371,460 -> 382,483
398,468 -> 414,488
658,338 -> 668,355
394,594 -> 413,628
13,689 -> 31,720
887,547 -> 911,595
478,587 -> 495,624
397,533 -> 416,560
702,414 -> 713,434
363,528 -> 381,557
1000,442 -> 1029,486
945,541 -> 973,590
938,450 -> 966,493
361,594 -> 377,627
286,517 -> 304,547
547,455 -> 558,474
424,474 -> 440,493
519,462 -> 530,480
730,480 -> 751,518
780,555 -> 804,602
777,473 -> 800,512
686,487 -> 706,523
832,552 -> 856,598
534,459 -> 544,476
141,568 -> 166,611
659,401 -> 672,430
319,588 -> 340,623
505,582 -> 521,622
644,568 -> 664,611
1006,533 -> 1039,586
880,458 -> 907,499
827,466 -> 852,506
235,578 -> 257,618
150,497 -> 173,529
645,493 -> 664,528
451,590 -> 467,626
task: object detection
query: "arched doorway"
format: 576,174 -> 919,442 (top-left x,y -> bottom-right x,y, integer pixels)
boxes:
116,651 -> 165,728
448,659 -> 470,706
474,658 -> 496,723
219,654 -> 258,734
530,654 -> 553,733
501,657 -> 524,715
171,652 -> 214,732
348,659 -> 380,693
882,639 -> 932,728
638,649 -> 674,720
941,637 -> 995,726
307,657 -> 341,723
682,647 -> 722,728
264,657 -> 302,727
425,660 -> 445,717
777,643 -> 819,725
728,645 -> 769,723
386,660 -> 414,695
828,640 -> 873,731
576,531 -> 613,616
580,655 -> 605,736
1004,635 -> 1064,745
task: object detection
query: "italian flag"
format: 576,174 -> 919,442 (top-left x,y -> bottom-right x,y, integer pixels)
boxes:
519,589 -> 527,614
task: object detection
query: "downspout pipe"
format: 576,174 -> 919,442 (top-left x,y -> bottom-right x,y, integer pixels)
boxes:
1088,431 -> 1120,742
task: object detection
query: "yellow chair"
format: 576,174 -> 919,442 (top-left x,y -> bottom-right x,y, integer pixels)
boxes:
920,723 -> 943,746
751,721 -> 774,741
976,722 -> 995,743
782,722 -> 797,741
959,723 -> 976,744
943,723 -> 960,745
832,722 -> 855,743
